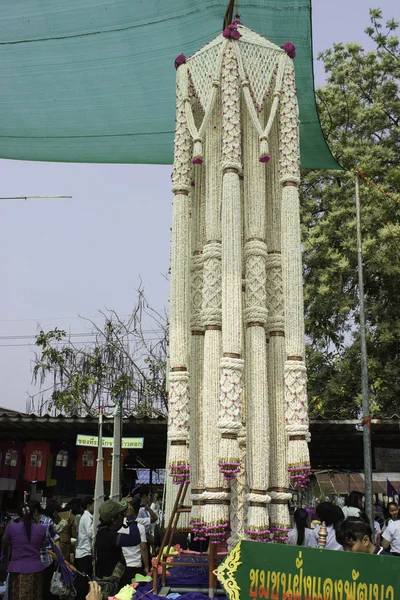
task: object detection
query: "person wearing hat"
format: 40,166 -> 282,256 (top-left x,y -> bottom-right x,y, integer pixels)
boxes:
94,499 -> 141,582
117,497 -> 149,587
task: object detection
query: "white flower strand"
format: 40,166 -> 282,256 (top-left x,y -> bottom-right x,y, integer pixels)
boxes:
218,39 -> 244,482
168,63 -> 193,483
242,102 -> 270,541
200,84 -> 229,540
279,57 -> 311,489
189,165 -> 206,534
265,115 -> 291,540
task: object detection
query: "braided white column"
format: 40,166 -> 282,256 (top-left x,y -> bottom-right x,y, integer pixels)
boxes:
168,62 -> 192,483
218,38 -> 243,482
279,56 -> 311,489
242,103 -> 271,541
228,428 -> 247,550
265,115 -> 291,541
201,84 -> 231,542
189,164 -> 206,538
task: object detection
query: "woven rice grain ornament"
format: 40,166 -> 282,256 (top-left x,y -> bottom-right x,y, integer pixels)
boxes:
167,20 -> 310,545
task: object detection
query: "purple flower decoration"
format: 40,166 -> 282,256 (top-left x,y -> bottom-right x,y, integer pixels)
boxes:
174,54 -> 186,69
192,157 -> 203,165
223,22 -> 241,40
259,154 -> 271,163
283,42 -> 296,59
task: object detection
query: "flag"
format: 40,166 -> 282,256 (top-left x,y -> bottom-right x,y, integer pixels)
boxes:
387,479 -> 398,498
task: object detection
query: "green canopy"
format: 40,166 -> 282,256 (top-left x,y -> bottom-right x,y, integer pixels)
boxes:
0,0 -> 338,169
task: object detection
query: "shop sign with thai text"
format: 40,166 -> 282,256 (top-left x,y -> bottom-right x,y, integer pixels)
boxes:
76,434 -> 144,449
215,540 -> 399,600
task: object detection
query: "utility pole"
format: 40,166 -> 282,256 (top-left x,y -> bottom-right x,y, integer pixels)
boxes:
355,171 -> 374,535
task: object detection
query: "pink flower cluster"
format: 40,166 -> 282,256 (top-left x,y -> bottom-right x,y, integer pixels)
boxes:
218,460 -> 241,480
169,463 -> 190,485
246,528 -> 271,543
288,465 -> 312,489
283,42 -> 296,59
204,521 -> 230,544
270,525 -> 290,543
222,22 -> 241,40
191,519 -> 207,541
174,54 -> 186,69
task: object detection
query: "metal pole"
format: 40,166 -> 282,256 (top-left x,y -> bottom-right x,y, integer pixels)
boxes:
93,411 -> 104,537
110,399 -> 123,500
355,171 -> 374,535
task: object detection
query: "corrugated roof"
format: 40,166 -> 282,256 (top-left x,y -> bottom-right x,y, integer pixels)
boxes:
315,472 -> 400,495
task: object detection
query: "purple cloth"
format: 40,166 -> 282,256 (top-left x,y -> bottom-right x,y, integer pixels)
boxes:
135,557 -> 227,600
4,521 -> 46,574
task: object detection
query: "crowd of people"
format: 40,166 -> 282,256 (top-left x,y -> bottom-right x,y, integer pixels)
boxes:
2,487 -> 398,600
287,491 -> 400,556
1,485 -> 160,600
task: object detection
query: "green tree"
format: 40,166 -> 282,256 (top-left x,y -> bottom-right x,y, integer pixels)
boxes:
30,287 -> 168,417
302,9 -> 400,418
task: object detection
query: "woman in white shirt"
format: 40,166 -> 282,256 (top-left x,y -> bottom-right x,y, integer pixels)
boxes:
287,508 -> 313,547
385,502 -> 399,528
308,502 -> 344,551
341,492 -> 363,520
382,519 -> 400,556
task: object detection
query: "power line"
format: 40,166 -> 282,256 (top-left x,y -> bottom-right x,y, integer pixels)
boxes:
0,337 -> 165,348
0,330 -> 164,341
0,195 -> 72,201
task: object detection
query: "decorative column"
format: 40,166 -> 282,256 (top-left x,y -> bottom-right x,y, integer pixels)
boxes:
266,112 -> 291,541
242,100 -> 270,541
218,34 -> 244,482
167,60 -> 192,484
189,164 -> 206,540
201,80 -> 231,542
279,55 -> 311,490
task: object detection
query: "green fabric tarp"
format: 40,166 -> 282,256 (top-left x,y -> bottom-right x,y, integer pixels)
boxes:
0,0 -> 339,169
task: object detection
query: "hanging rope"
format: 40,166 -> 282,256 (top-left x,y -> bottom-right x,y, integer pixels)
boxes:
354,169 -> 400,205
354,169 -> 400,253
223,0 -> 235,30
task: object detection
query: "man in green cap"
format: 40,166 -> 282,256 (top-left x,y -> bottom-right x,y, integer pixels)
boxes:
94,499 -> 141,582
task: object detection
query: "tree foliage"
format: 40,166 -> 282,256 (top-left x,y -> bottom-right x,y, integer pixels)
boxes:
30,288 -> 168,417
302,9 -> 400,418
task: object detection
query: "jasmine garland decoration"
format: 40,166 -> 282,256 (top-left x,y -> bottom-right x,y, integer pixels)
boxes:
166,21 -> 311,545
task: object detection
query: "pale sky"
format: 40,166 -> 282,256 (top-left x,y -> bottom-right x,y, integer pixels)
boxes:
1,1 -> 397,412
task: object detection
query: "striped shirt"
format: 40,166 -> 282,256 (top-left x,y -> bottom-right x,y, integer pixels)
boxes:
39,515 -> 60,567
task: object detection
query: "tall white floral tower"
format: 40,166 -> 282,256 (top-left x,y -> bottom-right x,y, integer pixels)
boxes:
166,20 -> 311,545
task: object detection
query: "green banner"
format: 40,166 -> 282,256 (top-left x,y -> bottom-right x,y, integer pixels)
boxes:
216,541 -> 399,600
75,434 -> 144,449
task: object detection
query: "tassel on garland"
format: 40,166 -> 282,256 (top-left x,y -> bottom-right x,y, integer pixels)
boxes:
169,441 -> 190,484
284,360 -> 311,488
168,371 -> 191,484
218,434 -> 241,479
218,357 -> 244,479
190,490 -> 206,541
246,492 -> 271,542
202,490 -> 231,543
269,490 -> 292,543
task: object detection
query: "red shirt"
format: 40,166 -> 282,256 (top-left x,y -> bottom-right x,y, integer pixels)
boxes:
24,441 -> 50,482
76,447 -> 98,480
103,448 -> 128,482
